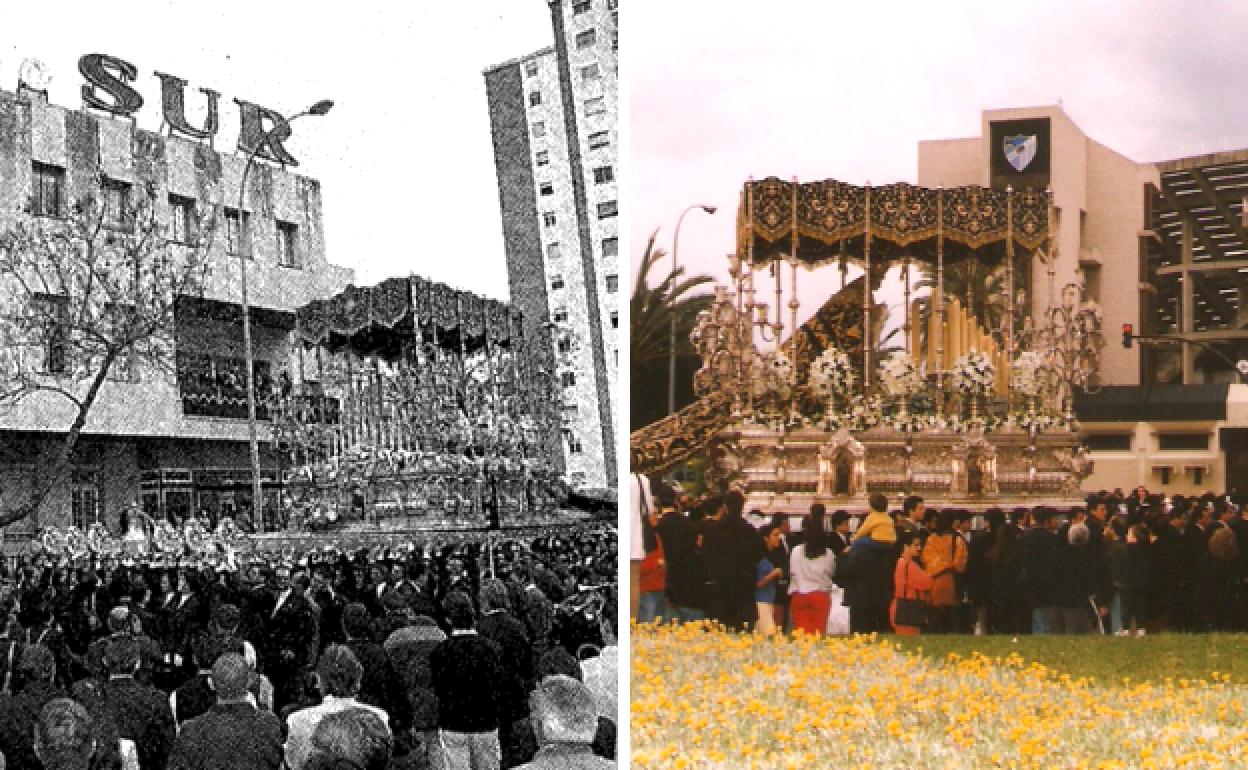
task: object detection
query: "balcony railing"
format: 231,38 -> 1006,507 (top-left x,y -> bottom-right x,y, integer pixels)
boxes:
176,351 -> 272,420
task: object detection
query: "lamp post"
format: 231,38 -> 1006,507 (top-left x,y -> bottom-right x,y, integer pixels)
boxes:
237,99 -> 333,533
667,204 -> 717,416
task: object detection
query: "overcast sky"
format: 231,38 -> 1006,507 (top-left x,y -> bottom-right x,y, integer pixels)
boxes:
631,0 -> 1248,329
2,1 -> 553,300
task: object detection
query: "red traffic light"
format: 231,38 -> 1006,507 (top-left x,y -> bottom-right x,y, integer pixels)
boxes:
1122,323 -> 1133,349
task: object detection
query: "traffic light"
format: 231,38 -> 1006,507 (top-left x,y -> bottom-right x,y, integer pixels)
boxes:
1122,323 -> 1133,349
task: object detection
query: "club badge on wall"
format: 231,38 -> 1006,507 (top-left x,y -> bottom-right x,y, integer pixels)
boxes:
1004,134 -> 1038,173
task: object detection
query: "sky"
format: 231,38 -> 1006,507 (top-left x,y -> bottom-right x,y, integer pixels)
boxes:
2,1 -> 553,300
631,0 -> 1248,332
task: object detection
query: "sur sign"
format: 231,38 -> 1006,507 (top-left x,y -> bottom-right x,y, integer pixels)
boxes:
78,53 -> 304,166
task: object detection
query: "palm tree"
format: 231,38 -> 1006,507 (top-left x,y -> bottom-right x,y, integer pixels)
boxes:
631,230 -> 715,430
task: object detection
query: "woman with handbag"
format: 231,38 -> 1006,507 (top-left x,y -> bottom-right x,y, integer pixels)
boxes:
892,532 -> 933,636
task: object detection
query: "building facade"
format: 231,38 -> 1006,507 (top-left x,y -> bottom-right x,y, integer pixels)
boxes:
917,106 -> 1248,495
483,0 -> 619,490
0,83 -> 353,532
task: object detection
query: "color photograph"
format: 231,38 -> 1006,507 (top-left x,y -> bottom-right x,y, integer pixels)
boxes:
629,2 -> 1248,767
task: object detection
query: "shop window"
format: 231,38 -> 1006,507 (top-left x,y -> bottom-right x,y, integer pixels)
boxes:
32,162 -> 64,218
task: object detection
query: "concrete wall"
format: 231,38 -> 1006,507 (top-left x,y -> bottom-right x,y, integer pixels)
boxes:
1082,420 -> 1224,495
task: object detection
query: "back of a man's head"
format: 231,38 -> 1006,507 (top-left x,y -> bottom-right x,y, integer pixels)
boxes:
443,591 -> 475,631
342,603 -> 372,640
724,490 -> 745,518
530,675 -> 597,746
20,643 -> 57,685
103,636 -> 139,678
212,653 -> 252,702
308,707 -> 392,770
317,644 -> 363,698
34,699 -> 95,770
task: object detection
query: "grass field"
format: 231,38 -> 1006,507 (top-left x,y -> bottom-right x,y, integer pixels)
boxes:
894,633 -> 1248,686
631,622 -> 1248,769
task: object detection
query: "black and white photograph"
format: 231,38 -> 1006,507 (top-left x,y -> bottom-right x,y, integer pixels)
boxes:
0,2 -> 618,769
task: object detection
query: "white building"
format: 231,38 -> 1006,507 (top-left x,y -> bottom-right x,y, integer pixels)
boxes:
483,0 -> 620,490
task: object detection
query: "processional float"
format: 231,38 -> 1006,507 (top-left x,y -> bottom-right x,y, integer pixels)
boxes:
276,276 -> 570,531
631,177 -> 1101,513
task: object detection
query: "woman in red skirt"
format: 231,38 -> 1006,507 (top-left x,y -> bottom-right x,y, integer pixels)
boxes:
788,515 -> 837,634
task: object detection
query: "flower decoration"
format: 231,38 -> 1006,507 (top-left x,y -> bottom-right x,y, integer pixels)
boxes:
951,349 -> 996,396
878,352 -> 924,398
767,351 -> 794,386
808,348 -> 855,398
1011,351 -> 1047,398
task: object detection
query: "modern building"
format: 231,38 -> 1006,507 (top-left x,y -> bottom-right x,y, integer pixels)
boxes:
0,81 -> 353,533
483,0 -> 620,490
917,106 -> 1248,495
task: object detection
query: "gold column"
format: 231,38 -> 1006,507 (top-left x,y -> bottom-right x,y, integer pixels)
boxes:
864,183 -> 872,390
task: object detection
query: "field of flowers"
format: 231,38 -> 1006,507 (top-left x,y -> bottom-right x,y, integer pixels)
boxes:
631,622 -> 1248,769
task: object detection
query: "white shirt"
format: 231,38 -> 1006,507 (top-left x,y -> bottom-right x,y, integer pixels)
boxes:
788,544 -> 837,594
284,695 -> 390,770
272,590 -> 291,618
630,473 -> 652,561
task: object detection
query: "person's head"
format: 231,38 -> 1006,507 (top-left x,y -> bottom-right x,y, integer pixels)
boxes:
308,707 -> 393,770
19,643 -> 56,686
103,636 -> 139,678
763,524 -> 784,550
770,513 -> 790,535
802,514 -> 827,559
931,509 -> 956,535
903,495 -> 925,522
213,603 -> 242,634
1086,495 -> 1107,522
106,606 -> 131,635
724,490 -> 745,519
274,566 -> 292,592
212,653 -> 252,702
342,603 -> 372,640
868,493 -> 888,514
292,570 -> 311,595
443,591 -> 475,631
317,645 -> 363,698
34,699 -> 96,770
479,578 -> 511,614
529,675 -> 598,748
897,531 -> 922,561
830,510 -> 850,534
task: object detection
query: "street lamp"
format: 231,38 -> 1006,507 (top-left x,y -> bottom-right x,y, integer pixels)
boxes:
667,203 -> 717,416
237,99 -> 333,532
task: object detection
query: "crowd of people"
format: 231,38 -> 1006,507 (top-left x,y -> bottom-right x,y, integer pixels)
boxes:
633,476 -> 1248,638
0,525 -> 617,769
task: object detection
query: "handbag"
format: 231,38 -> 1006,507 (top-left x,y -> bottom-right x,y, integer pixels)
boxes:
893,560 -> 929,628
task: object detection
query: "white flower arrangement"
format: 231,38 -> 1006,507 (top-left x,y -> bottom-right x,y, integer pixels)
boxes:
950,349 -> 996,396
808,347 -> 855,397
766,351 -> 794,385
1006,410 -> 1073,433
1011,351 -> 1047,398
878,352 -> 924,399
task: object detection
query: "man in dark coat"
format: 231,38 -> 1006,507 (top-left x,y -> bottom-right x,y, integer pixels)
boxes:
430,591 -> 506,770
656,494 -> 706,623
477,577 -> 535,769
262,565 -> 320,713
342,602 -> 411,733
701,491 -> 765,632
839,494 -> 896,634
79,636 -> 176,770
1018,508 -> 1063,634
0,644 -> 64,768
167,652 -> 283,770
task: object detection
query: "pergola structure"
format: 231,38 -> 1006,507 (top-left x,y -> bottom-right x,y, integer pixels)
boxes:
1145,150 -> 1248,384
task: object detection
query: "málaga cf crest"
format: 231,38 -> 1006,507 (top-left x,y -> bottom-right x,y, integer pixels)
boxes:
1003,134 -> 1038,173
